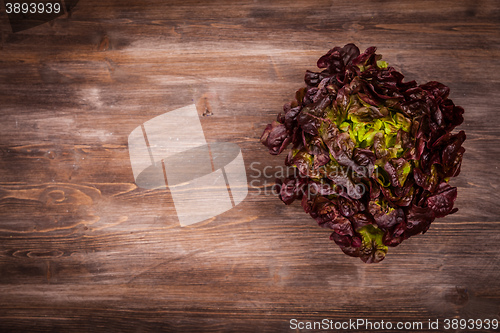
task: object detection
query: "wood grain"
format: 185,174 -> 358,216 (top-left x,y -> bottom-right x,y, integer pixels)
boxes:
1,0 -> 499,332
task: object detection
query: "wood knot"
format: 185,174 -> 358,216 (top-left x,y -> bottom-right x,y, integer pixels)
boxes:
196,92 -> 220,117
47,151 -> 56,159
98,35 -> 110,52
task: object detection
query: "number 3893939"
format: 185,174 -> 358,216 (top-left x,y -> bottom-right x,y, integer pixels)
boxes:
5,2 -> 61,14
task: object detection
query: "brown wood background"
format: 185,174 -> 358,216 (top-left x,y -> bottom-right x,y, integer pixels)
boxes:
0,0 -> 499,332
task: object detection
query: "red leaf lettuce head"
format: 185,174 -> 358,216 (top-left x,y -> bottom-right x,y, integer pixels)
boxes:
262,44 -> 466,263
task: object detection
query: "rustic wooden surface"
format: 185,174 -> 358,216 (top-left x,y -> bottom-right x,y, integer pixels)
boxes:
0,0 -> 499,332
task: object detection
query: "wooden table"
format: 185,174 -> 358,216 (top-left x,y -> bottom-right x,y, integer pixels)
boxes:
1,0 -> 499,332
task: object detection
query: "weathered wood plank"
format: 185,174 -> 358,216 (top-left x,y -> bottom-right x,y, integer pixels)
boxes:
0,0 -> 499,331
